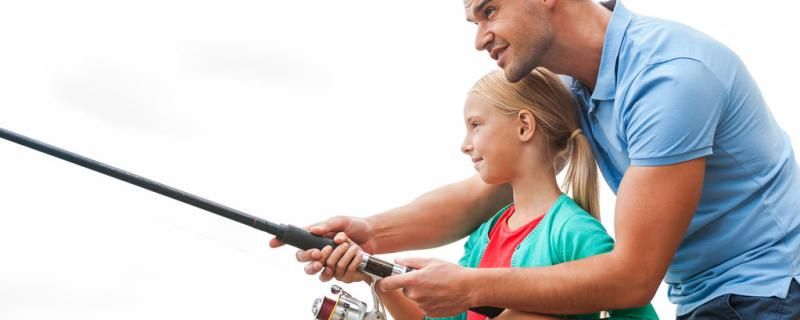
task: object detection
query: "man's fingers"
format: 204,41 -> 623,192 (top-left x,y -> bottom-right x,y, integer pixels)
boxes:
268,237 -> 284,248
308,216 -> 351,236
395,257 -> 435,269
378,272 -> 414,292
308,224 -> 328,235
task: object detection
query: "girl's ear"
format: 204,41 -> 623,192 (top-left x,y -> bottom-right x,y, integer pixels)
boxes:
540,0 -> 558,10
517,110 -> 537,142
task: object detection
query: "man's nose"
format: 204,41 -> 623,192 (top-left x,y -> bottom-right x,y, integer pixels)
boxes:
474,26 -> 492,52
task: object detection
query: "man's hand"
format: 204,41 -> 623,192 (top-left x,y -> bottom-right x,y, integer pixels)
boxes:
379,257 -> 476,318
268,216 -> 376,281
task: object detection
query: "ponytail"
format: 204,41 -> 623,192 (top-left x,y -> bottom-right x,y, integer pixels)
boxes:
562,130 -> 600,220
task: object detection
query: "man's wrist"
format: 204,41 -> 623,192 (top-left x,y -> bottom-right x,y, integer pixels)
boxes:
462,267 -> 489,308
362,215 -> 382,253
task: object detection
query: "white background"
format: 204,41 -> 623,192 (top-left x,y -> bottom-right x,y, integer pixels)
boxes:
0,1 -> 798,319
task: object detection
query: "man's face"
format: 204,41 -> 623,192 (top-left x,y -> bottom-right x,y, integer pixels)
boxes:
465,0 -> 554,83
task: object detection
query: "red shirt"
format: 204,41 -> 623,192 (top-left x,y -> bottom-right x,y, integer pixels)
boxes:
466,205 -> 544,320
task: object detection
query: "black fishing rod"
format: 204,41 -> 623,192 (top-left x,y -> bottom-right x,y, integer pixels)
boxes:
0,127 -> 503,318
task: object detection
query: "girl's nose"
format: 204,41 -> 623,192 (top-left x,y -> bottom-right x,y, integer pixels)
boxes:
461,140 -> 473,154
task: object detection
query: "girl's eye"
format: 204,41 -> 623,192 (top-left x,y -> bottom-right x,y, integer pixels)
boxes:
471,121 -> 480,128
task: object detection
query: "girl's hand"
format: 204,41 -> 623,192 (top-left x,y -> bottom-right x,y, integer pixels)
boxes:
275,216 -> 376,282
320,232 -> 373,283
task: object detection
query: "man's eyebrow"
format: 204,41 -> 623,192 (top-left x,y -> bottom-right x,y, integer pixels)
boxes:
474,0 -> 493,16
466,0 -> 492,23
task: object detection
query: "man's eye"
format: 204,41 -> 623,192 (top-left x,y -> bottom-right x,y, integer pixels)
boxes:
484,7 -> 496,18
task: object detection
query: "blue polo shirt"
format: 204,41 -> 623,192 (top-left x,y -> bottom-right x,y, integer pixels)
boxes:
563,1 -> 800,315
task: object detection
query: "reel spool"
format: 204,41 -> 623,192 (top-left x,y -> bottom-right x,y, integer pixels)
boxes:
312,284 -> 386,320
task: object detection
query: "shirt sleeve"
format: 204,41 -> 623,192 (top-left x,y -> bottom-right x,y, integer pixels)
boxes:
622,58 -> 727,166
557,213 -> 615,263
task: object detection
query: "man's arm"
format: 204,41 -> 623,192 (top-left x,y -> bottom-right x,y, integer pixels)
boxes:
270,174 -> 511,277
368,174 -> 512,253
381,158 -> 704,316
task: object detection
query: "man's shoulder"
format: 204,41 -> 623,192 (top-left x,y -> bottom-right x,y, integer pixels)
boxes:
624,13 -> 724,60
618,14 -> 738,89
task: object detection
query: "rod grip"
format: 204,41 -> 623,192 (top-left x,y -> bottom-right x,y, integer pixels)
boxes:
470,306 -> 504,318
278,224 -> 337,251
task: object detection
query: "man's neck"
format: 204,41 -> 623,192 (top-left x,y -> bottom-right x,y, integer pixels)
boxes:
541,2 -> 612,91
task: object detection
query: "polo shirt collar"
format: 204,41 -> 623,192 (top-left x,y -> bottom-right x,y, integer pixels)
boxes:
591,0 -> 633,101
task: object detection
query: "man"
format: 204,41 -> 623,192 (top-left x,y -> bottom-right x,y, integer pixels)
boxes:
272,0 -> 800,318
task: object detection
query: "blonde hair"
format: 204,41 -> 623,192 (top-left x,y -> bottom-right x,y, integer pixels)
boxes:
471,68 -> 600,219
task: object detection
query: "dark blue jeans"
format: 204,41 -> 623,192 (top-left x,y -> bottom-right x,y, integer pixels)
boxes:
677,279 -> 800,320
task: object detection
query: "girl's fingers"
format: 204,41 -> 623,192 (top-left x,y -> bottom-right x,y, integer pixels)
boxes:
347,250 -> 370,282
335,244 -> 360,279
319,267 -> 334,282
325,242 -> 350,270
347,249 -> 362,275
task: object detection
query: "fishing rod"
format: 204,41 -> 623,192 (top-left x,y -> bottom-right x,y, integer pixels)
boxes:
0,127 -> 503,318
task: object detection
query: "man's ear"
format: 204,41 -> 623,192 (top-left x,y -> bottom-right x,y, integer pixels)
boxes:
517,110 -> 537,142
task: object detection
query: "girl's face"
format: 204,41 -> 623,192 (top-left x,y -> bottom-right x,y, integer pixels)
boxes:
461,92 -> 522,184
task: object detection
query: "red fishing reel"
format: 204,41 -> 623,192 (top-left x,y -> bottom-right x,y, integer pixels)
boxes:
312,284 -> 386,320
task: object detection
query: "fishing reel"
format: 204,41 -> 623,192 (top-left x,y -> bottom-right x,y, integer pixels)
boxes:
311,284 -> 386,320
308,247 -> 405,319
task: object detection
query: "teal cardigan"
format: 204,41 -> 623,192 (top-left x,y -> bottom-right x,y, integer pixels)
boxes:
427,195 -> 658,320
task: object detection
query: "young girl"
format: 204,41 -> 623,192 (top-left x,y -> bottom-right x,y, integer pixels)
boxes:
320,68 -> 658,319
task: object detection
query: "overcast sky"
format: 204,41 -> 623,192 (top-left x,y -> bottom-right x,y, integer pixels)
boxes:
1,1 -> 798,319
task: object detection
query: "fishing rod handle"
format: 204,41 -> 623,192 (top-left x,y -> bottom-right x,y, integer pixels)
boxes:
358,252 -> 412,278
276,224 -> 336,251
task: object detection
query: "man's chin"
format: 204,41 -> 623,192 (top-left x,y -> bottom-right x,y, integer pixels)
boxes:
504,62 -> 540,83
503,69 -> 526,83
502,64 -> 529,83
